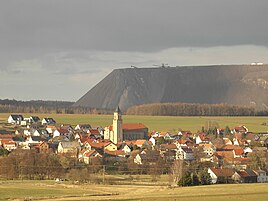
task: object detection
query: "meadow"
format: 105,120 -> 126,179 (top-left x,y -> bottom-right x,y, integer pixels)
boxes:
1,113 -> 268,133
0,180 -> 267,201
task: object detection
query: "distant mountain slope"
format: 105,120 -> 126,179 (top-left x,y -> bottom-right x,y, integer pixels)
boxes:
73,65 -> 268,111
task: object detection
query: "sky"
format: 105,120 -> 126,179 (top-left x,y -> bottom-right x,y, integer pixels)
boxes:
1,0 -> 268,101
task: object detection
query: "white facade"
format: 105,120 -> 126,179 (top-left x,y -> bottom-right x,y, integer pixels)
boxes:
208,168 -> 218,184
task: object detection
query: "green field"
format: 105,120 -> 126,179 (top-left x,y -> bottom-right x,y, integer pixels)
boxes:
1,113 -> 268,133
0,180 -> 267,201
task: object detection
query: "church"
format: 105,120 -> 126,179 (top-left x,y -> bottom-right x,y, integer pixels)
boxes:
104,107 -> 148,144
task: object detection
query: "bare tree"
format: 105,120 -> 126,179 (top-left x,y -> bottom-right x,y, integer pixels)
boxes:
169,159 -> 184,186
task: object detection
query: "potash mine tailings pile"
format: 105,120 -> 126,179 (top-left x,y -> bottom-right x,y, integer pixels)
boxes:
73,65 -> 268,111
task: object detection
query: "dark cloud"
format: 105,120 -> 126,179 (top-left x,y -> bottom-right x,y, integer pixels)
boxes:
0,0 -> 268,52
1,0 -> 268,101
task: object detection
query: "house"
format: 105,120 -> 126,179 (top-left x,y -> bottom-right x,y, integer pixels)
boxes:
0,134 -> 14,141
80,149 -> 102,164
31,129 -> 41,136
195,133 -> 210,144
118,143 -> 132,154
75,124 -> 92,132
20,118 -> 30,126
30,116 -> 40,124
133,150 -> 161,165
88,129 -> 101,138
233,147 -> 244,158
149,137 -> 156,146
133,139 -> 151,148
37,142 -> 50,153
232,125 -> 248,135
215,151 -> 234,166
104,150 -> 127,162
254,170 -> 268,183
199,143 -> 216,157
134,153 -> 143,164
89,141 -> 117,152
41,118 -> 56,125
232,169 -> 257,183
8,114 -> 24,124
25,136 -> 42,147
158,132 -> 173,140
243,147 -> 253,156
160,143 -> 177,161
223,138 -> 232,145
46,125 -> 57,135
0,140 -> 17,151
176,146 -> 194,160
58,141 -> 81,157
208,167 -> 235,184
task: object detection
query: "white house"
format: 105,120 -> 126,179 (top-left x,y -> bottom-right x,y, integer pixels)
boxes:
208,167 -> 235,184
75,124 -> 91,131
8,114 -> 23,124
121,144 -> 132,154
53,129 -> 61,138
25,136 -> 42,146
149,137 -> 156,146
134,153 -> 142,165
42,118 -> 56,125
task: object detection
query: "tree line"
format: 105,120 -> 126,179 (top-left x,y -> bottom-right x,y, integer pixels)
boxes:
126,102 -> 268,116
0,148 -> 212,186
0,99 -> 113,114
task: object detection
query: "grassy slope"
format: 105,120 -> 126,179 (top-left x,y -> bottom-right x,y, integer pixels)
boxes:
1,113 -> 268,133
0,181 -> 267,201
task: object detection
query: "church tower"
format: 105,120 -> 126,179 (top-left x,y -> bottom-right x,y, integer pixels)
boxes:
112,106 -> 123,144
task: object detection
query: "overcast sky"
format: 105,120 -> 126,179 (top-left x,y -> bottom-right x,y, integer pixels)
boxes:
1,0 -> 268,101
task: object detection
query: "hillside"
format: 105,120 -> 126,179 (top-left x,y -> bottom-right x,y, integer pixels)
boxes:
74,65 -> 268,111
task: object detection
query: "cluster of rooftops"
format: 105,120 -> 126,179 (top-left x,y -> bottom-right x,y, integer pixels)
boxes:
1,113 -> 268,184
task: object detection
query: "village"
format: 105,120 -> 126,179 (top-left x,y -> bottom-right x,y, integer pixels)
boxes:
0,107 -> 268,185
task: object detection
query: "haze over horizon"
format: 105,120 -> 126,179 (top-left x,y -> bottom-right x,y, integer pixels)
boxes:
1,0 -> 268,101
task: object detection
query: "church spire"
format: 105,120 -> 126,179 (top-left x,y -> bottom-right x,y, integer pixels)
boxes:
115,106 -> 121,114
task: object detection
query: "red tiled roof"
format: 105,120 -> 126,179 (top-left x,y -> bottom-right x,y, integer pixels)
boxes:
123,123 -> 147,131
160,144 -> 177,149
223,138 -> 232,144
222,145 -> 241,150
216,151 -> 234,159
1,140 -> 16,145
88,129 -> 100,135
233,148 -> 244,156
210,167 -> 235,177
0,134 -> 14,140
159,132 -> 168,136
198,133 -> 210,141
84,149 -> 102,157
89,141 -> 112,149
105,150 -> 126,156
133,139 -> 147,146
